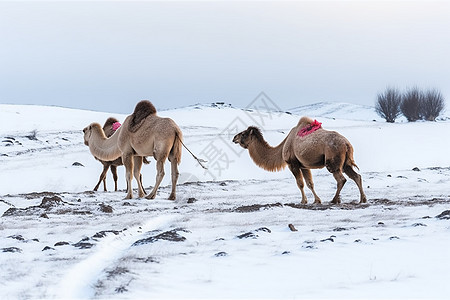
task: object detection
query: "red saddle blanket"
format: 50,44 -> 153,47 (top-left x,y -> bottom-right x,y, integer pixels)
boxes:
297,120 -> 322,137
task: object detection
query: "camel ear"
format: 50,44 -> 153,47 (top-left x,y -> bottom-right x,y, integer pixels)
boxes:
249,128 -> 254,135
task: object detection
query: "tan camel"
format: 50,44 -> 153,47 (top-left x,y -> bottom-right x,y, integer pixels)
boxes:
233,116 -> 367,204
90,117 -> 148,193
83,100 -> 182,200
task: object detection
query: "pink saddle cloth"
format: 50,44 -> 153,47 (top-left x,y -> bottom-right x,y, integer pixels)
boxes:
297,120 -> 322,137
112,122 -> 121,131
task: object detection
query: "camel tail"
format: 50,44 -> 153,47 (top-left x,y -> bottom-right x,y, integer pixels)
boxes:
170,128 -> 183,165
174,131 -> 208,170
345,143 -> 359,171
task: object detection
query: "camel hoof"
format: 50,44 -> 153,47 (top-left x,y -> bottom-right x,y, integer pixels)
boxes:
168,194 -> 176,201
359,197 -> 368,204
313,200 -> 322,205
146,194 -> 156,200
300,200 -> 307,205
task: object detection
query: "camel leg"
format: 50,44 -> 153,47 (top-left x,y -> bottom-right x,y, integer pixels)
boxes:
111,165 -> 118,192
168,160 -> 179,200
301,169 -> 321,204
288,161 -> 308,204
123,153 -> 134,199
343,165 -> 367,204
331,170 -> 347,204
139,174 -> 146,195
94,165 -> 109,191
146,159 -> 165,200
133,156 -> 146,198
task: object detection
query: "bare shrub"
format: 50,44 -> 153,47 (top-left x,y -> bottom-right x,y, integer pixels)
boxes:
401,87 -> 423,122
421,89 -> 445,121
375,87 -> 402,123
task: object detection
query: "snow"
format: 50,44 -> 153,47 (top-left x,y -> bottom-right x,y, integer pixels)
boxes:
1,101 -> 450,299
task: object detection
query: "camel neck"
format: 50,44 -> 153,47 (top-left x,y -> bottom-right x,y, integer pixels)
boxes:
248,136 -> 286,172
89,128 -> 122,161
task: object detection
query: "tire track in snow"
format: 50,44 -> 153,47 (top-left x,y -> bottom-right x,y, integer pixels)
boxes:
53,214 -> 179,299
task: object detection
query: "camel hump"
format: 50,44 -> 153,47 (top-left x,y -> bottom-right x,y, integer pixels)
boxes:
103,117 -> 119,129
103,117 -> 120,137
129,100 -> 157,133
296,116 -> 314,128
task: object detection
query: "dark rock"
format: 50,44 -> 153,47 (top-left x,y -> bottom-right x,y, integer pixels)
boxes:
99,203 -> 113,213
72,162 -> 84,167
354,239 -> 362,243
412,167 -> 420,172
115,286 -> 128,294
187,197 -> 197,204
412,223 -> 427,227
73,242 -> 94,249
320,237 -> 335,242
333,227 -> 348,232
282,251 -> 291,255
122,202 -> 132,206
288,224 -> 298,232
42,246 -> 55,251
234,203 -> 282,213
8,235 -> 25,241
389,236 -> 400,240
436,210 -> 450,220
2,208 -> 18,217
236,232 -> 258,239
2,247 -> 22,253
255,227 -> 271,233
215,251 -> 228,257
133,257 -> 159,263
73,237 -> 94,249
303,245 -> 317,250
132,229 -> 187,246
92,230 -> 120,239
54,241 -> 70,247
39,196 -> 64,209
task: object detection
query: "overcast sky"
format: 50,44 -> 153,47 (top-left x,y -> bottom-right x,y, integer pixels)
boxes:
1,1 -> 449,113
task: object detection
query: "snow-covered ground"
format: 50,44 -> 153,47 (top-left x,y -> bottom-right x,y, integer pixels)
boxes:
1,101 -> 449,299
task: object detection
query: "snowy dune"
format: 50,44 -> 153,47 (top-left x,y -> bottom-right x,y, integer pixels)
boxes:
0,102 -> 449,299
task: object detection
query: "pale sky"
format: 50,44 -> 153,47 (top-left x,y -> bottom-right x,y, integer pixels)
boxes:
1,1 -> 449,113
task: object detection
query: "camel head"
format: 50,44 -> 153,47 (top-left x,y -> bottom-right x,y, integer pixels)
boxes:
83,123 -> 104,146
233,126 -> 262,149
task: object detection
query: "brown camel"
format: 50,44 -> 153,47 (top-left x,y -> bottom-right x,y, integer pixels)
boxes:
83,100 -> 182,200
233,116 -> 367,204
91,117 -> 148,192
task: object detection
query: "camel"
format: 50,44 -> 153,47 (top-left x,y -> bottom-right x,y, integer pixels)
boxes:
233,117 -> 367,204
90,117 -> 148,193
83,100 -> 182,200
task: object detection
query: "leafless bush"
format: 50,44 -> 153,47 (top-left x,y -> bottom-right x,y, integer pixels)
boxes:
375,87 -> 402,123
421,89 -> 445,121
401,87 -> 423,122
